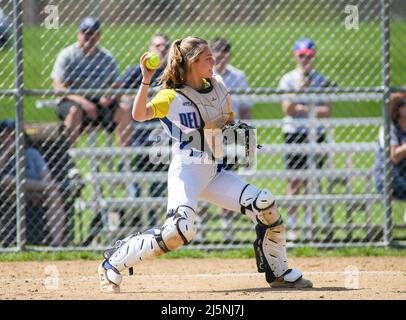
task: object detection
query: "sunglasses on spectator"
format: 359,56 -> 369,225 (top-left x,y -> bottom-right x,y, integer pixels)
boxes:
296,54 -> 314,59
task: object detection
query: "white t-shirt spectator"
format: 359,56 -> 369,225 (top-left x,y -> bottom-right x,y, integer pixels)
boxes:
279,69 -> 333,134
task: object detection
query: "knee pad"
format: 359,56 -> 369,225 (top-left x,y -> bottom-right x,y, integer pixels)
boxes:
161,206 -> 197,251
240,184 -> 282,227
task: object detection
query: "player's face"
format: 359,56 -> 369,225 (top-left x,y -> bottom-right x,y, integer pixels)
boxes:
193,48 -> 215,78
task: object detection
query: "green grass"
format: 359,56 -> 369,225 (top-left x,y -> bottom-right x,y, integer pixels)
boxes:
1,246 -> 405,262
0,251 -> 101,262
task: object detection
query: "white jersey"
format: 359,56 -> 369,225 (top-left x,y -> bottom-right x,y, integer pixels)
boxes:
148,77 -> 233,162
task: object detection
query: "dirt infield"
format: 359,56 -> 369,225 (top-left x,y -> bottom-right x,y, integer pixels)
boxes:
0,257 -> 405,300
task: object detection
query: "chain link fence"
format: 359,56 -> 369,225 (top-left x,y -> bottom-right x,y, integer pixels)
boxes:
0,0 -> 405,251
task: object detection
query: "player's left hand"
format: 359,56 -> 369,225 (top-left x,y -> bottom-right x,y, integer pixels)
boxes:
222,121 -> 262,149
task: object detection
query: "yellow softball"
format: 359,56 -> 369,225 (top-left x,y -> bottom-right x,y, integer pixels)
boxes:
145,52 -> 160,70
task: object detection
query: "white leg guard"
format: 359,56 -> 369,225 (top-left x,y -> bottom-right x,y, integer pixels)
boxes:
240,184 -> 302,284
104,206 -> 197,273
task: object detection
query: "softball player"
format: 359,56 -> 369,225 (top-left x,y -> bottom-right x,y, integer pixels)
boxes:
98,36 -> 312,293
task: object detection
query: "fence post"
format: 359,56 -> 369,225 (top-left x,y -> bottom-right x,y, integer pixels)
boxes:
13,0 -> 26,251
380,0 -> 393,246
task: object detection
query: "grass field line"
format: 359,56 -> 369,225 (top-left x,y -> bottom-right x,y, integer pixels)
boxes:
0,270 -> 404,283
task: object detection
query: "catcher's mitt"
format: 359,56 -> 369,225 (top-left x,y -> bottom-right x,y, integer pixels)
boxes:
222,121 -> 262,160
222,121 -> 262,151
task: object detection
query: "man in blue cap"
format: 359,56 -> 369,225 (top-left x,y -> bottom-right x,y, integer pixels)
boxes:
279,38 -> 335,241
51,17 -> 132,147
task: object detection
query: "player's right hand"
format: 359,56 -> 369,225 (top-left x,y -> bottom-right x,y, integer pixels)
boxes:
139,52 -> 155,84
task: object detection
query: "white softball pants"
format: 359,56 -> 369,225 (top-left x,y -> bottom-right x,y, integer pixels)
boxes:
167,155 -> 255,221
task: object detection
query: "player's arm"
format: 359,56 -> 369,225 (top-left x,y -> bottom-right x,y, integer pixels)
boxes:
132,53 -> 156,122
132,82 -> 155,121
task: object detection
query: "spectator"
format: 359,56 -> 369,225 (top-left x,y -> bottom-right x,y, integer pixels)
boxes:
0,8 -> 9,47
0,120 -> 67,246
51,17 -> 132,146
120,33 -> 170,226
279,38 -> 334,240
375,96 -> 406,200
211,37 -> 252,120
